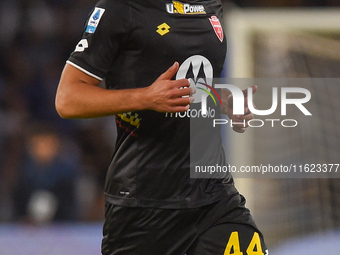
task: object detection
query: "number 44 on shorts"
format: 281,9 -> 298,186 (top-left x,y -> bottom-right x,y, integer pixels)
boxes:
224,232 -> 268,255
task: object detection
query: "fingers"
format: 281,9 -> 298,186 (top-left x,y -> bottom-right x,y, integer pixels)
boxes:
157,62 -> 179,81
233,126 -> 246,133
227,85 -> 258,110
163,71 -> 193,107
190,87 -> 196,96
158,62 -> 191,89
171,86 -> 191,98
242,85 -> 258,97
251,85 -> 258,95
166,81 -> 193,110
230,106 -> 254,133
169,97 -> 193,107
227,85 -> 257,133
149,62 -> 198,113
171,105 -> 190,112
174,79 -> 191,89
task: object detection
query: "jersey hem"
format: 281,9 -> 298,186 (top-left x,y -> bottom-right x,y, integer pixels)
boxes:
66,60 -> 104,81
104,185 -> 238,209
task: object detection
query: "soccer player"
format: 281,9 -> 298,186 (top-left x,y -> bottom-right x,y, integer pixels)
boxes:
55,0 -> 268,254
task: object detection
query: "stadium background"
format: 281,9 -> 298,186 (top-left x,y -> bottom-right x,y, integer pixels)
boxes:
0,0 -> 339,254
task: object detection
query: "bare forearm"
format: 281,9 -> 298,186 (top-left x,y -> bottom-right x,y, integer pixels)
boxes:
56,64 -> 152,118
55,62 -> 192,119
56,80 -> 149,119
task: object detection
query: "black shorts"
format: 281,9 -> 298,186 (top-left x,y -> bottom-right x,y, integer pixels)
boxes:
102,193 -> 268,255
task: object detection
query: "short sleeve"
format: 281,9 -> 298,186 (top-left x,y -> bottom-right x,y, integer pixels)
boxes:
67,0 -> 130,80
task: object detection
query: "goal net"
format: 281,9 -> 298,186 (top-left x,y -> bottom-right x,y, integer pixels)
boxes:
225,9 -> 340,248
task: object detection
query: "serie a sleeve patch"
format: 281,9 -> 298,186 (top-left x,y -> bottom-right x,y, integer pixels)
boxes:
86,7 -> 106,34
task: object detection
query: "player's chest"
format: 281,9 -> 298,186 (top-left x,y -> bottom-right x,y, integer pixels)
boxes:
125,1 -> 226,63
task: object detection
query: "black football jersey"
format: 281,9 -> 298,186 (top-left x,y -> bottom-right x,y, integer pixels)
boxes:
68,0 -> 236,208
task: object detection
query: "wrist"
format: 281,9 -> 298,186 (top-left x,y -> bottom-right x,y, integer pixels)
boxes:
134,86 -> 152,111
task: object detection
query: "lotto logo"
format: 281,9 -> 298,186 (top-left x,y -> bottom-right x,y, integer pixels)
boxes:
156,23 -> 170,36
74,39 -> 88,53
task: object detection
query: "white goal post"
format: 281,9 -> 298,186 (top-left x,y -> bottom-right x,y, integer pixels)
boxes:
223,7 -> 340,211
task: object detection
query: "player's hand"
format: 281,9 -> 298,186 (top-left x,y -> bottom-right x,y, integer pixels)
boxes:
145,62 -> 195,113
225,85 -> 257,133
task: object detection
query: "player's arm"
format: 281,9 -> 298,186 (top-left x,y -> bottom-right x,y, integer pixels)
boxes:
55,62 -> 193,119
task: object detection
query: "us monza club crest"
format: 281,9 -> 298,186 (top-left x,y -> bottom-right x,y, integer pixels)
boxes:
209,16 -> 223,42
